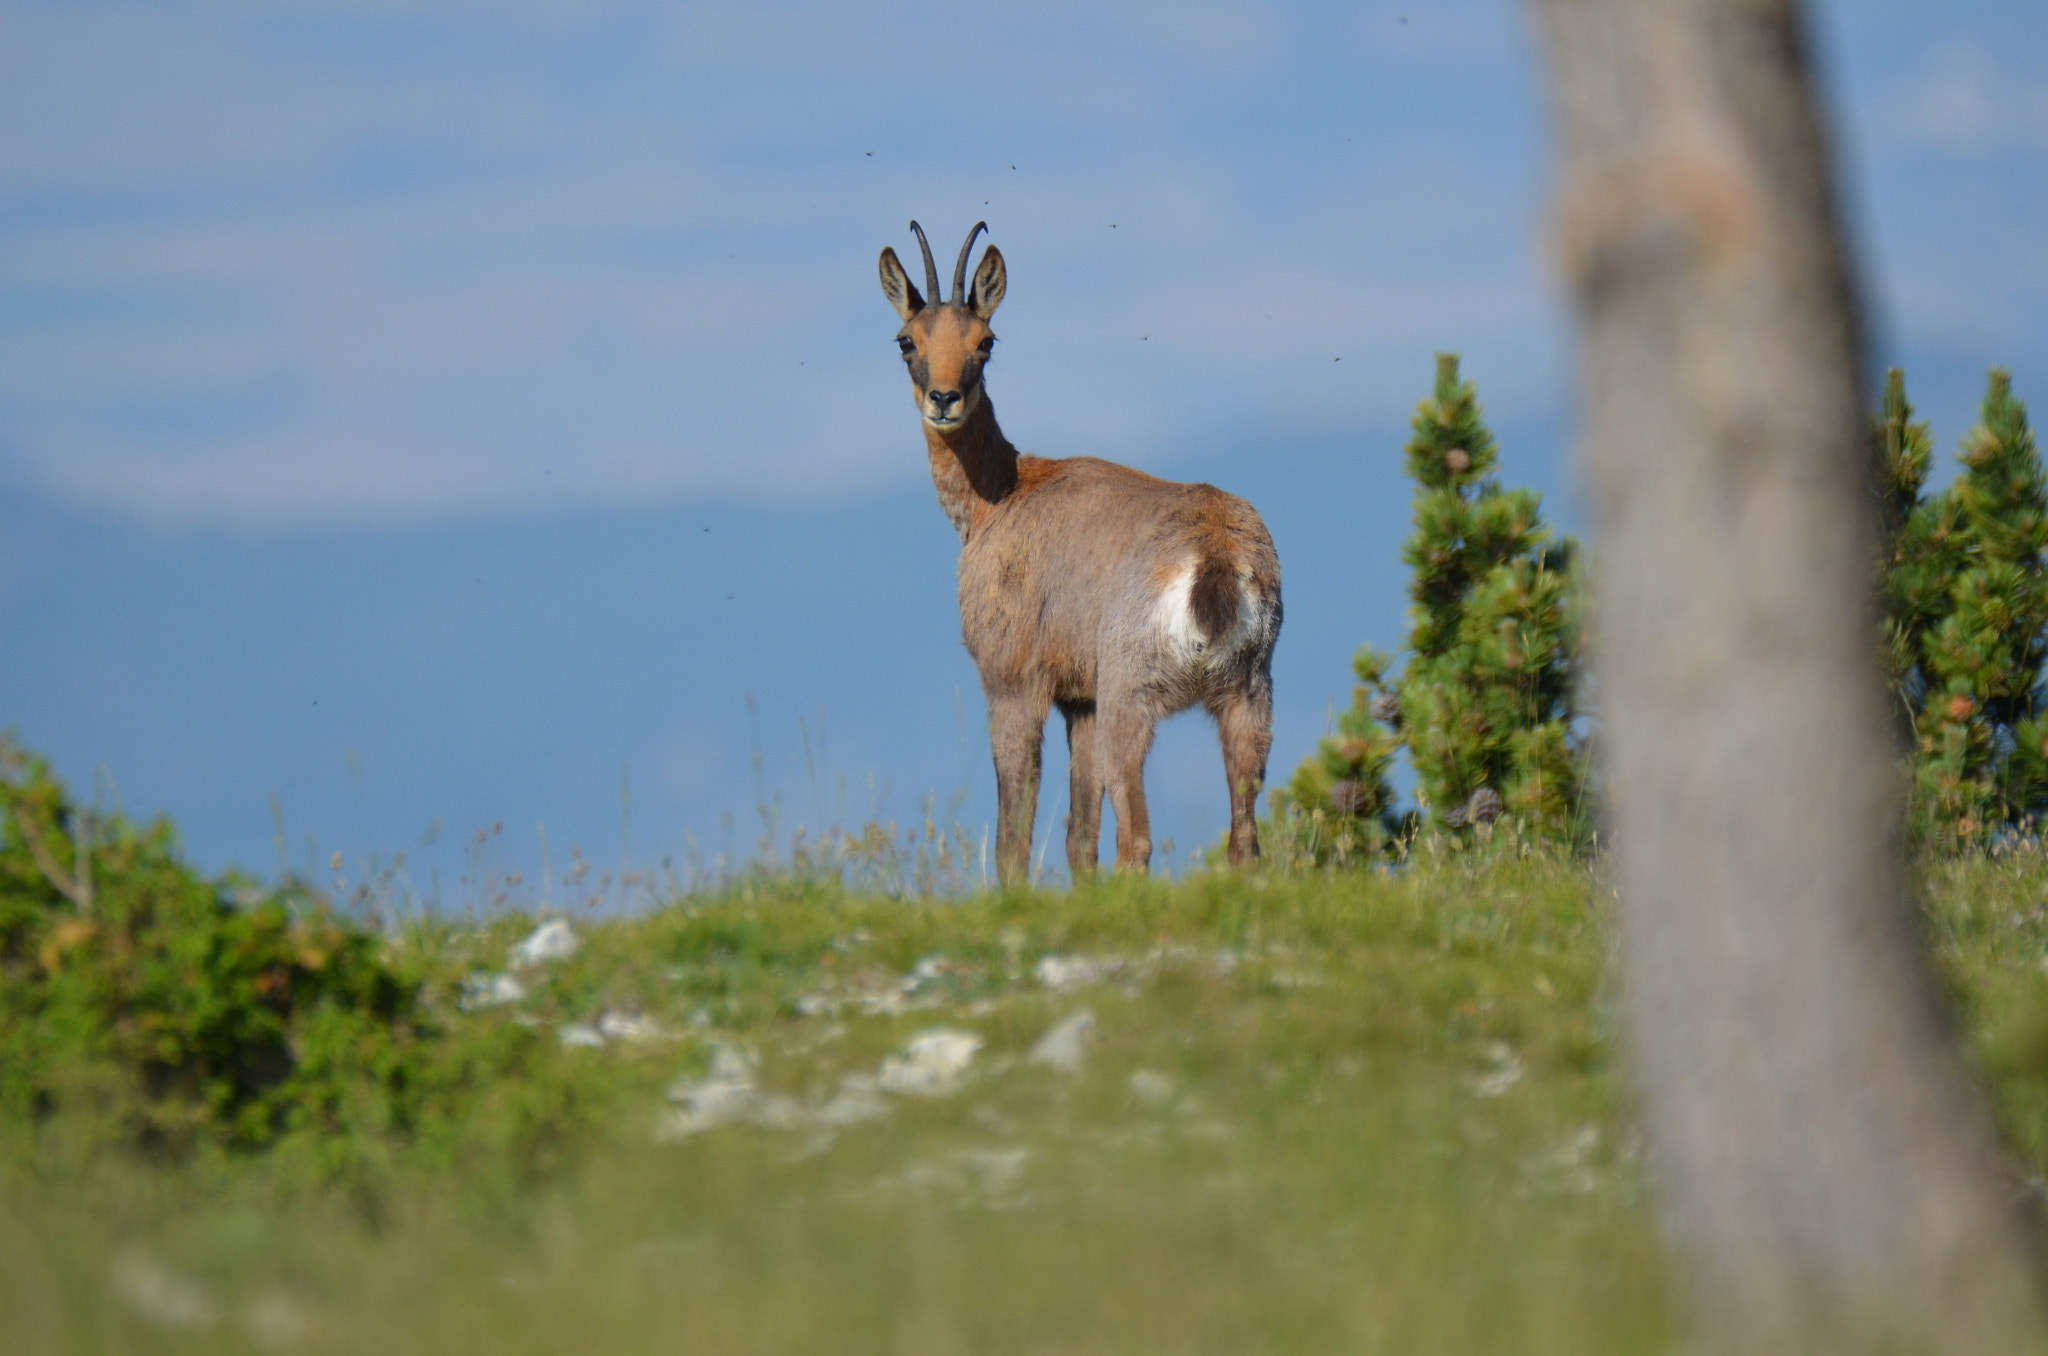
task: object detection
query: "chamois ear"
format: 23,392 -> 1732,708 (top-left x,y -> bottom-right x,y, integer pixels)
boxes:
879,247 -> 926,320
969,245 -> 1006,319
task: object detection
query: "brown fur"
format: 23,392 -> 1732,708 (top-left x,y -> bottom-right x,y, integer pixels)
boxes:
880,223 -> 1281,882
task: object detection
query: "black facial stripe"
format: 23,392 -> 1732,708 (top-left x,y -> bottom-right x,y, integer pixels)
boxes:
910,355 -> 930,390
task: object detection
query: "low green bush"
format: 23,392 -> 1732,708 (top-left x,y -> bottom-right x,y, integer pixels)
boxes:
0,737 -> 614,1190
0,737 -> 424,1162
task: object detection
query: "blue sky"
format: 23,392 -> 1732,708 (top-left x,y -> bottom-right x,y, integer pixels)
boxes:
2,0 -> 2044,895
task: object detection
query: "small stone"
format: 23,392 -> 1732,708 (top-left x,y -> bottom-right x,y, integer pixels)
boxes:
243,1292 -> 314,1352
1128,1069 -> 1177,1108
878,1028 -> 984,1097
748,1094 -> 807,1131
707,1043 -> 758,1082
657,1045 -> 760,1139
814,1073 -> 889,1127
956,1147 -> 1030,1199
1028,1010 -> 1096,1073
597,1009 -> 665,1043
110,1251 -> 218,1331
510,919 -> 578,967
1035,955 -> 1121,991
559,1022 -> 605,1049
1470,1041 -> 1524,1098
460,972 -> 527,1009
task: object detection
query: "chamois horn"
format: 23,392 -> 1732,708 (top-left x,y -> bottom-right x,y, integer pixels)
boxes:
907,221 -> 940,309
952,221 -> 987,305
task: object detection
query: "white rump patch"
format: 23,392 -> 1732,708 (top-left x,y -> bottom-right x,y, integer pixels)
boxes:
1153,559 -> 1263,663
1154,562 -> 1205,660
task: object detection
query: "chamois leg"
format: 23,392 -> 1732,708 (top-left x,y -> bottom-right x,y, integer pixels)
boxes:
1060,699 -> 1102,879
989,690 -> 1049,887
1100,701 -> 1160,874
1211,683 -> 1273,866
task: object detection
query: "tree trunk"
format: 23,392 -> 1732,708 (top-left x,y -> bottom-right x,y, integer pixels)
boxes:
1527,0 -> 2048,1348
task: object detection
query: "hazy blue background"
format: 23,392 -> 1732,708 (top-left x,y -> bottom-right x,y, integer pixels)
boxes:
3,0 -> 2043,896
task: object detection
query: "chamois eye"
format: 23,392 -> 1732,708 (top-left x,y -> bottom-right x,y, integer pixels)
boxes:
896,336 -> 915,355
977,336 -> 995,355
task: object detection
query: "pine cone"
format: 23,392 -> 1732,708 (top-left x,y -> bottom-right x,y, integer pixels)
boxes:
1328,780 -> 1369,816
1335,738 -> 1372,766
1442,802 -> 1471,830
1444,448 -> 1471,475
1467,787 -> 1504,825
1946,694 -> 1975,721
1368,692 -> 1402,728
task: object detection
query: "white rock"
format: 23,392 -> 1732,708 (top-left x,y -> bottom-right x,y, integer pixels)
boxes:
1028,1010 -> 1096,1073
956,1146 -> 1031,1198
748,1093 -> 808,1131
1035,954 -> 1121,992
559,1022 -> 605,1049
110,1250 -> 218,1331
859,990 -> 912,1017
597,1009 -> 666,1044
815,1073 -> 889,1127
1128,1069 -> 1177,1108
460,972 -> 527,1009
511,919 -> 579,967
1267,969 -> 1328,990
707,1043 -> 758,1082
1470,1041 -> 1524,1098
1521,1124 -> 1601,1196
1034,956 -> 1076,989
878,1028 -> 984,1097
657,1049 -> 759,1139
243,1292 -> 314,1352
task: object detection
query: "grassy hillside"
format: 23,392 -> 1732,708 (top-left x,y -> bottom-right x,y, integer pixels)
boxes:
7,805 -> 2048,1353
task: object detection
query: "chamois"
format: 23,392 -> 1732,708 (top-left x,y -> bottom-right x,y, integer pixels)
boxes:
878,221 -> 1281,883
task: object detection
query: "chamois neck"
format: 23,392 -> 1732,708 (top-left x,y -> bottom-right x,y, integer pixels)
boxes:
924,397 -> 1019,541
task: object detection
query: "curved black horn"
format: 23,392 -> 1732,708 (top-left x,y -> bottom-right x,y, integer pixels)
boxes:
952,221 -> 987,304
907,221 -> 940,307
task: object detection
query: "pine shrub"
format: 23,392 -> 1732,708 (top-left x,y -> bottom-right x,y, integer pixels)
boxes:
1881,369 -> 2048,846
1279,355 -> 1585,858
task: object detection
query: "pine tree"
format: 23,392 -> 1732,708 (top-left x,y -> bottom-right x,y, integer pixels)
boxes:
1882,369 -> 2048,844
1393,355 -> 1582,836
1279,354 -> 1583,855
1875,368 -> 1938,716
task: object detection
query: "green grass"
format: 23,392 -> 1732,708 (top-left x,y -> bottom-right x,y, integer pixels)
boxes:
8,842 -> 2048,1355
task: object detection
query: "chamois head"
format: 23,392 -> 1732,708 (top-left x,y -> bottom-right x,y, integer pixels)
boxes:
879,221 -> 1007,433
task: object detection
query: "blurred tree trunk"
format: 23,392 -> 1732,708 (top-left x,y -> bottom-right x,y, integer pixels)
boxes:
1527,0 -> 2048,1348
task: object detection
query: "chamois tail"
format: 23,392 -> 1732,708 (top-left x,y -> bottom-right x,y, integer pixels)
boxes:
1189,556 -> 1243,648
